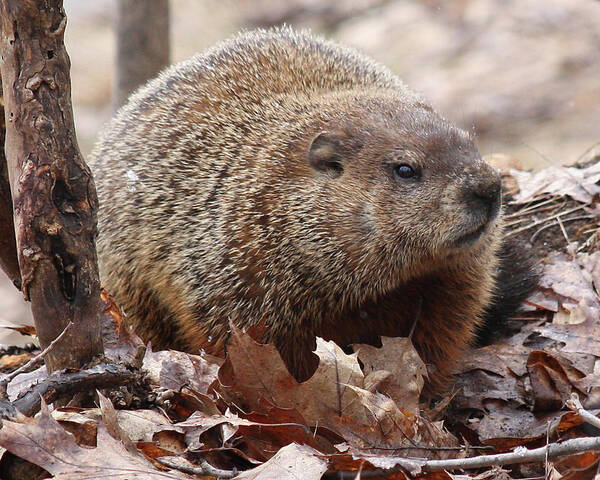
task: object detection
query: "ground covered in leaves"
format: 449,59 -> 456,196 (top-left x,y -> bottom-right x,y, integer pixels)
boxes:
1,154 -> 600,479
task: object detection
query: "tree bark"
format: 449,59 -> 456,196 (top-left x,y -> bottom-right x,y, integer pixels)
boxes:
0,1 -> 104,371
0,74 -> 21,289
115,0 -> 170,109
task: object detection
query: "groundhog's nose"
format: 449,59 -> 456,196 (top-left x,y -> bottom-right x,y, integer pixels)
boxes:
465,168 -> 502,222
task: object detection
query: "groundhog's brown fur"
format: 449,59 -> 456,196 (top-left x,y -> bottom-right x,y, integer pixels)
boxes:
90,27 -> 524,393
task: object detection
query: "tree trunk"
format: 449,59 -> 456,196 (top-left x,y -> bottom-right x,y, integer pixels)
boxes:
0,74 -> 21,289
114,0 -> 170,109
0,1 -> 104,372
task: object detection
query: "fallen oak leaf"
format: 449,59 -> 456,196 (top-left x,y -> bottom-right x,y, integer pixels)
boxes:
98,390 -> 138,454
143,345 -> 221,395
6,365 -> 46,402
0,352 -> 34,371
552,297 -> 600,325
136,442 -> 179,466
218,327 -> 460,458
354,336 -> 426,415
472,406 -> 590,452
527,351 -> 585,412
242,405 -> 337,461
510,163 -> 600,204
161,388 -> 221,421
52,409 -> 99,447
0,400 -> 194,479
330,386 -> 459,460
536,319 -> 600,357
53,406 -> 180,445
452,364 -> 526,413
525,290 -> 559,312
539,252 -> 600,309
553,450 -> 600,480
216,323 -> 299,409
573,373 -> 600,392
345,386 -> 417,442
112,409 -> 179,443
234,443 -> 328,480
216,324 -> 370,426
185,445 -> 263,471
100,288 -> 145,366
311,338 -> 365,419
164,408 -> 312,452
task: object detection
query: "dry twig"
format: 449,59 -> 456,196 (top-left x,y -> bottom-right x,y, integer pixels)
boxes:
506,205 -> 587,237
2,363 -> 135,418
0,321 -> 73,401
530,215 -> 595,243
566,392 -> 600,431
156,456 -> 236,479
334,436 -> 600,477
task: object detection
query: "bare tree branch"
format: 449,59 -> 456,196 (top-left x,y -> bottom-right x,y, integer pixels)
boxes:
420,437 -> 600,472
6,363 -> 135,418
0,0 -> 103,372
331,436 -> 600,478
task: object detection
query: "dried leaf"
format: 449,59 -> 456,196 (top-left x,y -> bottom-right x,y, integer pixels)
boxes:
234,443 -> 328,480
453,369 -> 526,414
354,337 -> 426,414
163,389 -> 221,421
573,373 -> 600,391
53,409 -> 99,447
527,351 -> 584,412
242,404 -> 335,461
169,409 -> 265,449
0,352 -> 33,370
511,163 -> 600,204
536,320 -> 600,357
217,326 -> 370,426
98,391 -> 138,453
6,365 -> 46,402
330,386 -> 459,459
525,291 -> 559,312
539,252 -> 600,309
471,399 -> 558,444
53,407 -> 174,446
100,288 -> 145,365
136,442 -> 177,464
143,346 -> 221,394
152,430 -> 187,456
114,409 -> 177,443
0,324 -> 36,336
0,401 -> 193,479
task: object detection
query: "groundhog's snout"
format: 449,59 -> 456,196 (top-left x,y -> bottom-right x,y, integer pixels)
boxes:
468,170 -> 502,223
453,164 -> 502,246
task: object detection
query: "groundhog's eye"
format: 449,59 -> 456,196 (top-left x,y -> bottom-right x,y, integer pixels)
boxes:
394,164 -> 416,179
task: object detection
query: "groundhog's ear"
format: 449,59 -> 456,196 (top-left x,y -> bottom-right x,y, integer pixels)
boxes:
308,131 -> 357,177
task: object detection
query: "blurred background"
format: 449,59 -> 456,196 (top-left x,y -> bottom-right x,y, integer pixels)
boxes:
1,0 -> 599,344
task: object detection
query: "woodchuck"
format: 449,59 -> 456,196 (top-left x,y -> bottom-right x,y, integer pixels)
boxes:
90,27 -> 537,393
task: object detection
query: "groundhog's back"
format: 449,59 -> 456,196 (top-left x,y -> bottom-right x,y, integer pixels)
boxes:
90,27 -> 425,350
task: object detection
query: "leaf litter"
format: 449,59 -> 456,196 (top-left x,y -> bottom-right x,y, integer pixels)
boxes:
2,158 -> 600,478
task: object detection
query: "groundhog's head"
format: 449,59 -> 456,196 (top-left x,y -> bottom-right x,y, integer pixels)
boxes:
304,97 -> 502,283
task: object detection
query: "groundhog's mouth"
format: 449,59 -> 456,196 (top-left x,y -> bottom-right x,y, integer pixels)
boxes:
454,222 -> 487,247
